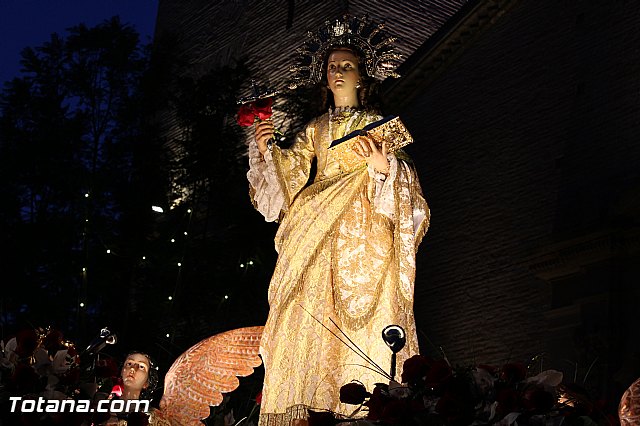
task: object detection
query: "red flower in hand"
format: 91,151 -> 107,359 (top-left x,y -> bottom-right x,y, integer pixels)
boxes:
236,97 -> 273,127
252,98 -> 273,120
237,104 -> 256,126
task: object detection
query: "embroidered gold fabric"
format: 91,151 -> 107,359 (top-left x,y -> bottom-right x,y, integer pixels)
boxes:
329,116 -> 414,173
254,111 -> 429,426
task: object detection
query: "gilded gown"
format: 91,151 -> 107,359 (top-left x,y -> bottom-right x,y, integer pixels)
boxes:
247,110 -> 429,425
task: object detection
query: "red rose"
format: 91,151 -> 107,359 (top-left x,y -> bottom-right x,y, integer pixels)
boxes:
43,329 -> 64,351
255,391 -> 262,405
237,104 -> 256,126
401,355 -> 432,385
252,97 -> 273,120
236,97 -> 274,126
424,358 -> 453,392
339,382 -> 370,405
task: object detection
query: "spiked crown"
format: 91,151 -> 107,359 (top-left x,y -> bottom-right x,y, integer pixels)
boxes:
288,15 -> 402,89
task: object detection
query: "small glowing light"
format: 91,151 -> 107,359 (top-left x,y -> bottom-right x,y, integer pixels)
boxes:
142,256 -> 146,260
166,333 -> 170,338
85,219 -> 89,222
106,249 -> 111,254
187,209 -> 192,213
152,205 -> 164,213
183,231 -> 188,236
168,296 -> 173,301
82,267 -> 86,272
79,302 -> 85,308
240,263 -> 245,268
177,262 -> 182,267
170,238 -> 175,243
248,260 -> 254,265
84,193 -> 89,198
224,295 -> 229,300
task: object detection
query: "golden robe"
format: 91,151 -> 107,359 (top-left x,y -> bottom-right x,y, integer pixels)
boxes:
247,110 -> 429,425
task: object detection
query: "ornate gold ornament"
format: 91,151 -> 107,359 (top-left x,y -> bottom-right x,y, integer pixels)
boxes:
288,14 -> 403,89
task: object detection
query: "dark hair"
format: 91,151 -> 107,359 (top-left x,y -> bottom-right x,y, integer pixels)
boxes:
123,351 -> 159,399
319,46 -> 384,114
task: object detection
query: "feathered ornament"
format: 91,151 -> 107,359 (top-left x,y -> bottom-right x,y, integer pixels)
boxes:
158,326 -> 264,426
619,376 -> 640,425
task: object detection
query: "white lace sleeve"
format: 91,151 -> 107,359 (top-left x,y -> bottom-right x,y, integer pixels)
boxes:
368,154 -> 398,220
247,141 -> 285,222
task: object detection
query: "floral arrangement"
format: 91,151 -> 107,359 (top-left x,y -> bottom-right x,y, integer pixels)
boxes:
308,355 -> 617,426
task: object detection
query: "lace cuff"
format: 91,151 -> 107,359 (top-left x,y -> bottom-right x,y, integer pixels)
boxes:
368,154 -> 398,219
247,141 -> 285,222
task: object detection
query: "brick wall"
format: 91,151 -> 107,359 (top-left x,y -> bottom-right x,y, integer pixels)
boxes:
398,0 -> 640,391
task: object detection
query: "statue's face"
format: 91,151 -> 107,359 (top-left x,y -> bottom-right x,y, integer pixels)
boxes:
121,353 -> 150,391
326,49 -> 360,95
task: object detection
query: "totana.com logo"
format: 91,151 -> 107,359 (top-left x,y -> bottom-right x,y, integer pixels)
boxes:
9,396 -> 150,413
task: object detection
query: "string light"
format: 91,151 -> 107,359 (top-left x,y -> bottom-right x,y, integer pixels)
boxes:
82,267 -> 86,272
240,263 -> 245,268
84,193 -> 89,198
142,256 -> 146,260
79,302 -> 85,308
248,260 -> 254,265
166,333 -> 170,338
170,238 -> 175,243
106,249 -> 111,254
224,295 -> 229,300
168,296 -> 172,301
151,206 -> 163,213
187,209 -> 192,213
177,262 -> 182,267
183,231 -> 188,236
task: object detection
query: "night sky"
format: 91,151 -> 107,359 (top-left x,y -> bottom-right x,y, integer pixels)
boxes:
0,0 -> 159,85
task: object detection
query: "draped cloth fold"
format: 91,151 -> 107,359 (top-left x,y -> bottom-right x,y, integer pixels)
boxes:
249,112 -> 429,426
